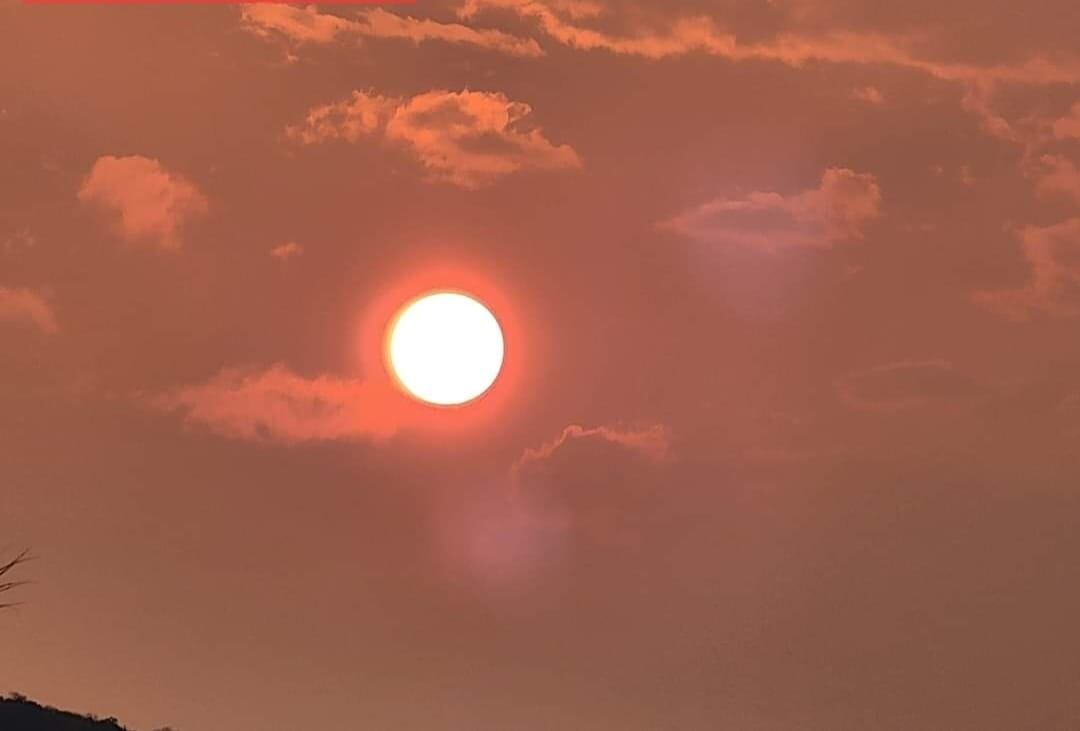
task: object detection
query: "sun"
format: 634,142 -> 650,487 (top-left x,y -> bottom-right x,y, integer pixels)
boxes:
387,292 -> 505,407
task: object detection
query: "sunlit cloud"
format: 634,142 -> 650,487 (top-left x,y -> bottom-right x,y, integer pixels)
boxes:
457,0 -> 1080,84
153,364 -> 409,444
290,89 -> 582,188
241,5 -> 542,57
974,218 -> 1080,320
660,167 -> 881,250
240,4 -> 352,44
78,155 -> 208,250
0,286 -> 58,335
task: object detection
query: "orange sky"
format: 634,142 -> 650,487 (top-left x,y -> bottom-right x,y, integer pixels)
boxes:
3,1 -> 1080,729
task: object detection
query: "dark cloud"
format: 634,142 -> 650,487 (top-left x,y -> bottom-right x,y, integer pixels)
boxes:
512,423 -> 672,551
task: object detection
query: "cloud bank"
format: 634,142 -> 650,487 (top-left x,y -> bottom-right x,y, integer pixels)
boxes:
458,0 -> 1080,84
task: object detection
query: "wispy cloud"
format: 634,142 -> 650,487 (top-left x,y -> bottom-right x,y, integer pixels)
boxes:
513,423 -> 671,480
241,5 -> 542,57
660,168 -> 881,250
836,360 -> 981,412
0,286 -> 59,335
267,0 -> 1030,74
458,0 -> 1080,84
240,4 -> 352,43
153,364 -> 410,444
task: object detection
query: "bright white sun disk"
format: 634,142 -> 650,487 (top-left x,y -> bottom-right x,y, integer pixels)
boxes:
388,292 -> 505,406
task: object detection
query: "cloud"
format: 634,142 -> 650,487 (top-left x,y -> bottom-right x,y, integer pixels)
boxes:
1036,155 -> 1080,204
457,0 -> 1080,84
514,423 -> 672,478
511,423 -> 673,551
153,364 -> 409,444
434,421 -> 672,592
660,167 -> 881,250
241,5 -> 542,57
0,287 -> 58,334
835,360 -> 981,412
1053,102 -> 1080,140
460,0 -> 738,59
290,89 -> 582,188
384,90 -> 582,187
961,85 -> 1022,143
974,218 -> 1080,320
78,156 -> 208,250
240,4 -> 352,43
270,241 -> 305,261
956,87 -> 1080,214
289,90 -> 398,145
851,86 -> 884,105
2,228 -> 36,253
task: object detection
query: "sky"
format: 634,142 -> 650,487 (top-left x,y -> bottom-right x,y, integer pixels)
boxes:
2,1 -> 1080,729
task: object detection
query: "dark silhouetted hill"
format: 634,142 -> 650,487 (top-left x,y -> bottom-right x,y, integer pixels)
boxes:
0,695 -> 136,731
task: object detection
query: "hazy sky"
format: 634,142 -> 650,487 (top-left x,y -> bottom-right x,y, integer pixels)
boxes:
3,1 -> 1080,729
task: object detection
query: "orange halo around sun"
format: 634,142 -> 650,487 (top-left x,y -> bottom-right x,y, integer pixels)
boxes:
357,262 -> 525,429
